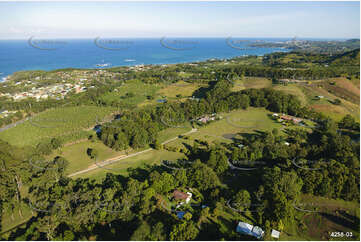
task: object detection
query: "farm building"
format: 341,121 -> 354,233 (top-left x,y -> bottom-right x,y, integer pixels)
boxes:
236,221 -> 264,239
280,115 -> 302,124
173,190 -> 190,200
271,229 -> 281,239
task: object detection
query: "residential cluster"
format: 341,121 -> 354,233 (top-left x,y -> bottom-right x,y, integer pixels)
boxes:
0,69 -> 121,101
196,113 -> 220,124
272,113 -> 305,126
1,81 -> 88,101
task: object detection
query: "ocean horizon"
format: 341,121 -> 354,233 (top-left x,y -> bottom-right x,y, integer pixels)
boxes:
0,37 -> 330,81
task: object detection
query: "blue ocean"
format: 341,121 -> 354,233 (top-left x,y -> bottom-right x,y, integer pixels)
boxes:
0,38 -> 291,81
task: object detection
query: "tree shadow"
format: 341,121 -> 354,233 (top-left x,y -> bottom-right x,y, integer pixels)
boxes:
320,211 -> 359,231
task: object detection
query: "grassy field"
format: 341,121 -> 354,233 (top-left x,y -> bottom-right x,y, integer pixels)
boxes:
300,84 -> 360,121
73,149 -> 186,180
157,125 -> 192,142
139,81 -> 206,107
282,194 -> 360,241
0,202 -> 34,235
100,78 -> 205,108
44,108 -> 284,181
0,106 -> 117,147
47,140 -> 126,175
273,84 -> 308,105
231,77 -> 272,92
157,81 -> 205,99
243,77 -> 272,89
42,123 -> 192,178
100,79 -> 160,106
162,107 -> 304,152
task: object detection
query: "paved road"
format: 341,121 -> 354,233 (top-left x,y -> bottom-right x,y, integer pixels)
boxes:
68,128 -> 197,177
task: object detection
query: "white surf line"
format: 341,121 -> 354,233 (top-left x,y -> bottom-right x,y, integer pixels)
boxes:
68,128 -> 197,177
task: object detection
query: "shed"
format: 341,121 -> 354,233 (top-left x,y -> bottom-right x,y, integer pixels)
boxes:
236,221 -> 264,239
271,229 -> 280,238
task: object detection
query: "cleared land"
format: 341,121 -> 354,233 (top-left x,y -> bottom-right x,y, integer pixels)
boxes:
231,77 -> 272,92
72,149 -> 186,180
165,107 -> 292,151
99,79 -> 160,106
282,194 -> 360,241
44,124 -> 193,176
273,84 -> 308,105
62,107 -> 312,180
0,106 -> 117,147
47,140 -> 126,175
300,83 -> 360,121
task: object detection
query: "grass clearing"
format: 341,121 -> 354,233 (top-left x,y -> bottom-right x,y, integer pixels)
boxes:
329,77 -> 360,97
73,149 -> 185,180
0,106 -> 117,147
0,203 -> 34,235
100,79 -> 160,106
273,84 -> 308,105
47,123 -> 192,178
157,82 -> 204,98
158,125 -> 192,143
139,81 -> 206,107
243,77 -> 272,89
300,84 -> 360,121
166,107 -> 289,150
282,194 -> 360,241
48,140 -> 126,175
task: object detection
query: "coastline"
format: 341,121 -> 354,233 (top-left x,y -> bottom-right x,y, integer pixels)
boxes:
0,50 -> 288,83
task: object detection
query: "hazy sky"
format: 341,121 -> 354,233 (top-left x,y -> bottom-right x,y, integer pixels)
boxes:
0,1 -> 359,39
